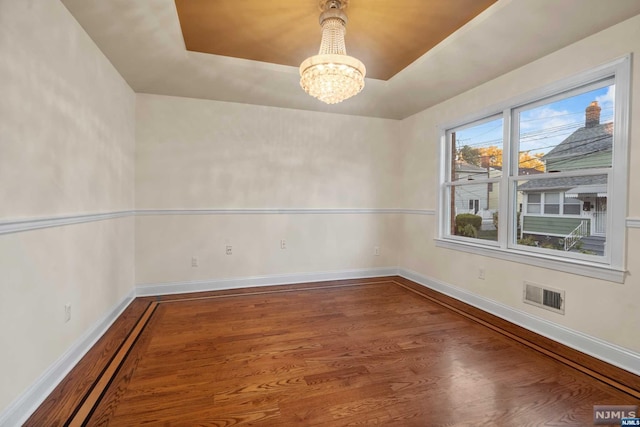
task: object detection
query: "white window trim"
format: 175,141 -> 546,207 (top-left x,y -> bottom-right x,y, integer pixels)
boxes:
436,55 -> 631,283
435,238 -> 625,282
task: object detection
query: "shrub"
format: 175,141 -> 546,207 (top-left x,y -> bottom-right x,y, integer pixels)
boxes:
455,213 -> 482,230
517,235 -> 538,246
457,223 -> 478,238
540,237 -> 564,250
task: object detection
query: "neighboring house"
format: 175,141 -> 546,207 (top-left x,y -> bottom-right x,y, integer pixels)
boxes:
455,161 -> 543,231
454,161 -> 489,215
519,101 -> 610,252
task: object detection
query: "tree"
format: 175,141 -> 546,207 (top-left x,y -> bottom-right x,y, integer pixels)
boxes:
478,146 -> 502,168
518,151 -> 545,171
463,145 -> 546,171
458,145 -> 481,166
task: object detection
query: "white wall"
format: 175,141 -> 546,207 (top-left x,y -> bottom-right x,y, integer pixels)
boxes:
0,0 -> 135,416
399,14 -> 640,353
135,95 -> 401,287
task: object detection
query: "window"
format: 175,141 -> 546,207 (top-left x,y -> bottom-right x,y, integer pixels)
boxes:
563,196 -> 581,215
525,192 -> 582,216
543,193 -> 560,215
445,116 -> 503,243
438,57 -> 630,282
526,193 -> 541,214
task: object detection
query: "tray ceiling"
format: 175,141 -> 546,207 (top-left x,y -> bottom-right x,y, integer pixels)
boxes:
174,0 -> 497,80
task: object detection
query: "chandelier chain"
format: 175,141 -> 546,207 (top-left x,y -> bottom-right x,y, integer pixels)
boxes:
318,18 -> 347,55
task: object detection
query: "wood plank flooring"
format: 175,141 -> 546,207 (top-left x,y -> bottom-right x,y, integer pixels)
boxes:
26,277 -> 639,426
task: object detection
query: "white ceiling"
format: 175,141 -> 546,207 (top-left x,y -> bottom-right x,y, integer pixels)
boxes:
62,0 -> 640,120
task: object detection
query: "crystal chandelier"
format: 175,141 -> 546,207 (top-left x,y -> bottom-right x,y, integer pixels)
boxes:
300,0 -> 366,104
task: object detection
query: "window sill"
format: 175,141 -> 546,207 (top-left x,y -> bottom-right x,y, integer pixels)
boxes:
434,238 -> 626,283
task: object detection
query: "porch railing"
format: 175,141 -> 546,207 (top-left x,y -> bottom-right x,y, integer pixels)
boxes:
563,220 -> 589,251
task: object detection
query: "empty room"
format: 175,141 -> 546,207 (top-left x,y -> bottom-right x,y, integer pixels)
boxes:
1,0 -> 640,425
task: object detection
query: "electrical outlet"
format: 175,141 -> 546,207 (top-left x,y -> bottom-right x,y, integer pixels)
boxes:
64,304 -> 71,323
374,246 -> 380,256
226,245 -> 232,255
280,239 -> 286,249
191,256 -> 199,267
478,268 -> 485,280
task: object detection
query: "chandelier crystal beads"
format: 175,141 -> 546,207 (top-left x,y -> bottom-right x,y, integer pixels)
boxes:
299,0 -> 366,104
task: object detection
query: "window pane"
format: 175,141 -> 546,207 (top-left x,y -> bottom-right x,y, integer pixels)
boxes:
516,175 -> 607,256
525,193 -> 540,214
544,193 -> 560,214
564,204 -> 581,215
544,204 -> 560,214
518,84 -> 614,174
448,183 -> 498,242
545,193 -> 560,203
563,196 -> 581,215
451,117 -> 503,182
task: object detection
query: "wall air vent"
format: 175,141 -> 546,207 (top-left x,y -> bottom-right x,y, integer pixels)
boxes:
523,282 -> 565,314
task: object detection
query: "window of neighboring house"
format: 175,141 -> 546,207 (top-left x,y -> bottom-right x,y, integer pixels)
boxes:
438,56 -> 630,282
526,193 -> 541,213
563,195 -> 581,215
525,192 -> 582,215
543,193 -> 560,214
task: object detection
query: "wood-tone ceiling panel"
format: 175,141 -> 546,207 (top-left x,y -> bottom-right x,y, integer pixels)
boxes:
175,0 -> 497,80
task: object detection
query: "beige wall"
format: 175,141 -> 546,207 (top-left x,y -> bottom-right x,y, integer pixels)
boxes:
136,213 -> 399,285
136,95 -> 401,210
399,14 -> 640,353
135,95 -> 402,286
0,0 -> 135,414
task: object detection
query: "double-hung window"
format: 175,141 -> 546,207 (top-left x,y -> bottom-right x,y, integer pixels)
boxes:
438,56 -> 630,282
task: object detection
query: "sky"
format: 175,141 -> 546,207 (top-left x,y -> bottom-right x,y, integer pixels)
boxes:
454,83 -> 614,166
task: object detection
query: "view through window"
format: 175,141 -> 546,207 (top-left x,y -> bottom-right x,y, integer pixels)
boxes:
515,83 -> 613,256
440,58 -> 629,277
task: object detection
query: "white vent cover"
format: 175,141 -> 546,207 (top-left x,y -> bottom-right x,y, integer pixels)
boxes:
523,282 -> 565,314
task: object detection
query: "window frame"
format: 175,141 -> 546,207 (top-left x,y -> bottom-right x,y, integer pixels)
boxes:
436,55 -> 631,283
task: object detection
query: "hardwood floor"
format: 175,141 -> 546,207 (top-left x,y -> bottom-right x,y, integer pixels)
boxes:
26,277 -> 639,426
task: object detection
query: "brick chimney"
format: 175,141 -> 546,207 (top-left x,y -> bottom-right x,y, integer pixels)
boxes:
585,101 -> 601,128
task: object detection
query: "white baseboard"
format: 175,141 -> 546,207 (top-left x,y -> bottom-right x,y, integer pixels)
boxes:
135,267 -> 400,297
398,268 -> 640,376
0,290 -> 135,427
